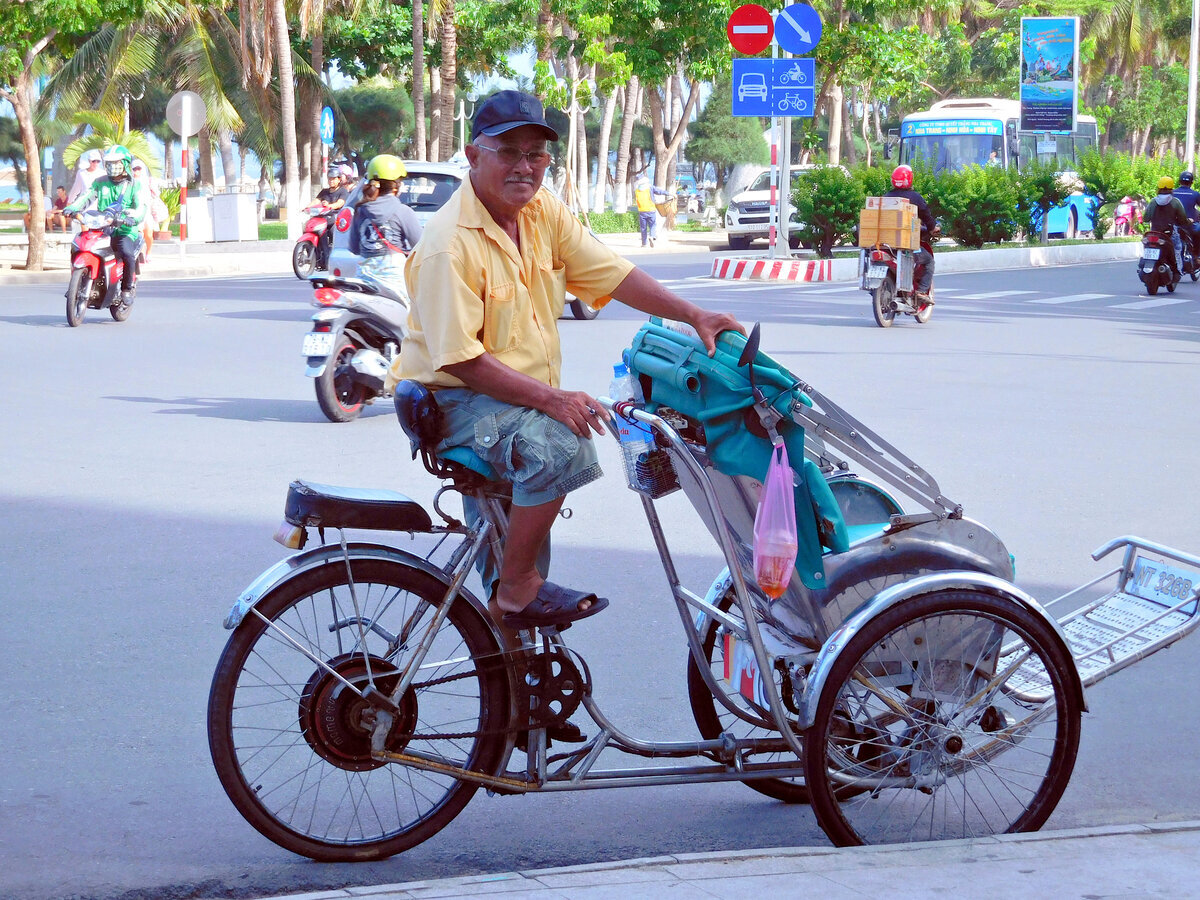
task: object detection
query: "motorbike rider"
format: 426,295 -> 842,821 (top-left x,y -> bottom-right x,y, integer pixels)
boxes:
1144,176 -> 1191,283
348,153 -> 423,325
884,164 -> 937,306
316,169 -> 349,211
1174,171 -> 1200,258
63,144 -> 146,307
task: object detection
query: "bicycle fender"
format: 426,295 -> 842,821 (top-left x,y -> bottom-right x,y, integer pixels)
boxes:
796,571 -> 1086,729
223,541 -> 499,645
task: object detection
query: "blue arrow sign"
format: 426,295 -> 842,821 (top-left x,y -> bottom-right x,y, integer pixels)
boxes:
774,3 -> 823,55
319,106 -> 335,146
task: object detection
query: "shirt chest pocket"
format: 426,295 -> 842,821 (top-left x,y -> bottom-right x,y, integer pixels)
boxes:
483,281 -> 519,353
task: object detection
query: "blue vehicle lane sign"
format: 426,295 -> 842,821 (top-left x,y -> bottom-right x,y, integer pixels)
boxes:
731,59 -> 774,117
772,57 -> 814,89
319,106 -> 335,145
774,3 -> 822,56
772,88 -> 815,117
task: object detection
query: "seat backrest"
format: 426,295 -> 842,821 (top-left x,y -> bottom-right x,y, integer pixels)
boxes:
393,379 -> 445,457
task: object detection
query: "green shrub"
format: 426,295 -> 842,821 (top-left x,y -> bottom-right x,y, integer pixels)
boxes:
853,164 -> 893,199
1013,158 -> 1073,242
584,211 -> 639,233
159,186 -> 182,223
792,165 -> 865,258
925,164 -> 1018,248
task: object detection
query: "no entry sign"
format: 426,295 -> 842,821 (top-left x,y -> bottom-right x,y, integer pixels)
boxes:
727,4 -> 774,55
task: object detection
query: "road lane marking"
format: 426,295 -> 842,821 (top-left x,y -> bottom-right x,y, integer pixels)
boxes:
1028,293 -> 1114,305
1110,297 -> 1195,310
955,290 -> 1036,299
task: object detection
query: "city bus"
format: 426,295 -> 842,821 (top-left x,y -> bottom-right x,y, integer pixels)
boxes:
896,98 -> 1098,238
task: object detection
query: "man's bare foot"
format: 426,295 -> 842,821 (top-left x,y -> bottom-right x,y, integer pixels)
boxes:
494,570 -> 545,616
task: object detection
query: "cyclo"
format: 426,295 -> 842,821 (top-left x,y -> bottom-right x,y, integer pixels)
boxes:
207,320 -> 1200,858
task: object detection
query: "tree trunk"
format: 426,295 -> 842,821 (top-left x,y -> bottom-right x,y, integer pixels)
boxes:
537,1 -> 554,62
841,87 -> 857,165
412,0 -> 426,161
217,128 -> 237,191
827,80 -> 843,165
860,89 -> 873,167
6,77 -> 45,270
164,138 -> 176,181
272,0 -> 301,238
647,75 -> 701,189
198,128 -> 216,191
308,27 -> 325,197
429,66 -> 442,162
613,76 -> 639,213
438,0 -> 457,162
593,89 -> 618,213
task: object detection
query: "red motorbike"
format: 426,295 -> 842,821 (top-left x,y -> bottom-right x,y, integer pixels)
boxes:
860,231 -> 937,328
292,202 -> 338,279
65,208 -> 141,327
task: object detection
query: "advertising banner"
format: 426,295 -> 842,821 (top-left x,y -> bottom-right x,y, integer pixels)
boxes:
1020,17 -> 1079,133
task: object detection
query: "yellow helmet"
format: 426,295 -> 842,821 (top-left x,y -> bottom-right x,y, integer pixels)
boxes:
366,154 -> 407,181
1158,175 -> 1175,191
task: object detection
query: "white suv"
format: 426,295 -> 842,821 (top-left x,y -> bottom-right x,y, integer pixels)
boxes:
724,165 -> 815,250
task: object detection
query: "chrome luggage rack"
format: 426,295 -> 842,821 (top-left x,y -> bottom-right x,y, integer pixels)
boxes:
1008,537 -> 1200,700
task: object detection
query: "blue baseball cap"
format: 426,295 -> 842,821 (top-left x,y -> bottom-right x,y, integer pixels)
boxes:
471,90 -> 558,142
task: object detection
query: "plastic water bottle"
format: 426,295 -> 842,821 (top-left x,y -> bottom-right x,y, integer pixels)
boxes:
609,362 -> 651,490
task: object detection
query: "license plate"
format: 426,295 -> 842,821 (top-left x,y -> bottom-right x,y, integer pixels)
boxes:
1128,555 -> 1199,613
1143,248 -> 1161,260
867,265 -> 888,280
302,332 -> 336,356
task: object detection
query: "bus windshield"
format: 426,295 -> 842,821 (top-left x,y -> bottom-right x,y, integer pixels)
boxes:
901,134 -> 1005,171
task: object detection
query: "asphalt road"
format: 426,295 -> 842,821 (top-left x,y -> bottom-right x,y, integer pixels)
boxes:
3,257 -> 1199,900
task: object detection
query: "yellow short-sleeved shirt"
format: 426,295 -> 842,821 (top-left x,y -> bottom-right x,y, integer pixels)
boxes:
392,176 -> 635,390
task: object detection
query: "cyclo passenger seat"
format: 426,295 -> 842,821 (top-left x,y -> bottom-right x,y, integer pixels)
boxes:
393,379 -> 500,484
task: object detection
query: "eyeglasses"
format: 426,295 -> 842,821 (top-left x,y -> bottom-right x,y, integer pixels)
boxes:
475,144 -> 552,170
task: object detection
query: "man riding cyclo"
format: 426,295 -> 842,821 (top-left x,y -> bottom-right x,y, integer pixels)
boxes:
389,92 -> 742,732
883,164 -> 937,307
1145,176 -> 1191,284
63,144 -> 147,307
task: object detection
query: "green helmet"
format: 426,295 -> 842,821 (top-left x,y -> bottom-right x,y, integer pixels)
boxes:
103,144 -> 133,179
366,154 -> 406,182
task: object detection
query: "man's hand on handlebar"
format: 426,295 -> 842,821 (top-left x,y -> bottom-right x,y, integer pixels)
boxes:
692,310 -> 746,357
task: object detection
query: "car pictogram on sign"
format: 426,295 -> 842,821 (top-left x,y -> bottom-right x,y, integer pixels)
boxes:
738,72 -> 769,102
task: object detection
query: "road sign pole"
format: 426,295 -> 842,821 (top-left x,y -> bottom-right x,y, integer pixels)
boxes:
769,26 -> 780,259
780,50 -> 793,257
180,95 -> 189,258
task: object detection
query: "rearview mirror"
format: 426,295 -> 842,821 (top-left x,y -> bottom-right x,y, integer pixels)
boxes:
737,322 -> 761,369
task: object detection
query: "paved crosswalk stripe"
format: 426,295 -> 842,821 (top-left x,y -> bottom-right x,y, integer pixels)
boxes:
1110,297 -> 1195,310
955,290 -> 1036,299
1028,293 -> 1114,305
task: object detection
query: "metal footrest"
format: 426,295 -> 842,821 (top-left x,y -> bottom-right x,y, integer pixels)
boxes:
1050,537 -> 1200,690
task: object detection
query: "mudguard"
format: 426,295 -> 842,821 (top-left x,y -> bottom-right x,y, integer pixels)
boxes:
222,540 -> 505,651
296,233 -> 318,246
73,253 -> 102,280
796,571 -> 1086,729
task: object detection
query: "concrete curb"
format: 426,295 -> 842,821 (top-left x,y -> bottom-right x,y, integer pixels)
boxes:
233,819 -> 1200,900
710,239 -> 1143,283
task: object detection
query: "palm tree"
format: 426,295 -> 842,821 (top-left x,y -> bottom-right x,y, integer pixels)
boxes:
61,110 -> 158,172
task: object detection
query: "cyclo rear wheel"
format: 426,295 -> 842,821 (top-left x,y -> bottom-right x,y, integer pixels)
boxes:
804,590 -> 1081,846
207,559 -> 510,861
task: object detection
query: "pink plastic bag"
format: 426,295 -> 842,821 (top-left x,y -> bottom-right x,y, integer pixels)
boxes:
753,442 -> 798,599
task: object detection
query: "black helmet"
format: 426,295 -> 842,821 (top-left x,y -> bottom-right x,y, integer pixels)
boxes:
1180,171 -> 1195,187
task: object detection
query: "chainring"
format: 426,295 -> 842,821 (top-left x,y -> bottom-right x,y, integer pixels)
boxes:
520,646 -> 586,731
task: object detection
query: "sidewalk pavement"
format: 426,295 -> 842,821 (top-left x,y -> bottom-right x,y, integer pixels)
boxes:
232,820 -> 1200,900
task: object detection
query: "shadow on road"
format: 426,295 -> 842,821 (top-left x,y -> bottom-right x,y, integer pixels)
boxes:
101,394 -> 389,423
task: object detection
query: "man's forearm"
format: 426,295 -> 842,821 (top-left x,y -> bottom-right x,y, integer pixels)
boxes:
442,353 -> 556,411
610,266 -> 704,323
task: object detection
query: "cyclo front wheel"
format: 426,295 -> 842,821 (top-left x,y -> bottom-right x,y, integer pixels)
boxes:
804,589 -> 1081,847
686,584 -> 808,803
207,558 -> 511,861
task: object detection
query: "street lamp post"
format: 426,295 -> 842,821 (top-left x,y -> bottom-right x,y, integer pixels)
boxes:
455,93 -> 479,153
1188,0 -> 1199,171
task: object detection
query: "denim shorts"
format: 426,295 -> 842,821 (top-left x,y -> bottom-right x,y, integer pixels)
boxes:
434,388 -> 604,507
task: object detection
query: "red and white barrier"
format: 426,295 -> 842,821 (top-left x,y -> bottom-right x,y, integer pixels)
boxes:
710,256 -> 834,282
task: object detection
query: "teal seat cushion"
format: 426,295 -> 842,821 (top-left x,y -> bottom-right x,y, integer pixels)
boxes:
440,446 -> 499,480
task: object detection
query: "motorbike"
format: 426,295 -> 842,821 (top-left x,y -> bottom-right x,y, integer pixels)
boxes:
291,203 -> 340,280
208,320 -> 1200,859
1137,231 -> 1182,296
860,234 -> 935,327
65,207 -> 141,327
303,275 -> 408,422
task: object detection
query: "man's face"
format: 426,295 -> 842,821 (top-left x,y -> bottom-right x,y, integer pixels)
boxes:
328,175 -> 340,188
56,187 -> 67,199
467,125 -> 550,212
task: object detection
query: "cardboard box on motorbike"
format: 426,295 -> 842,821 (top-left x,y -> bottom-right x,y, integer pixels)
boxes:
859,198 -> 920,250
